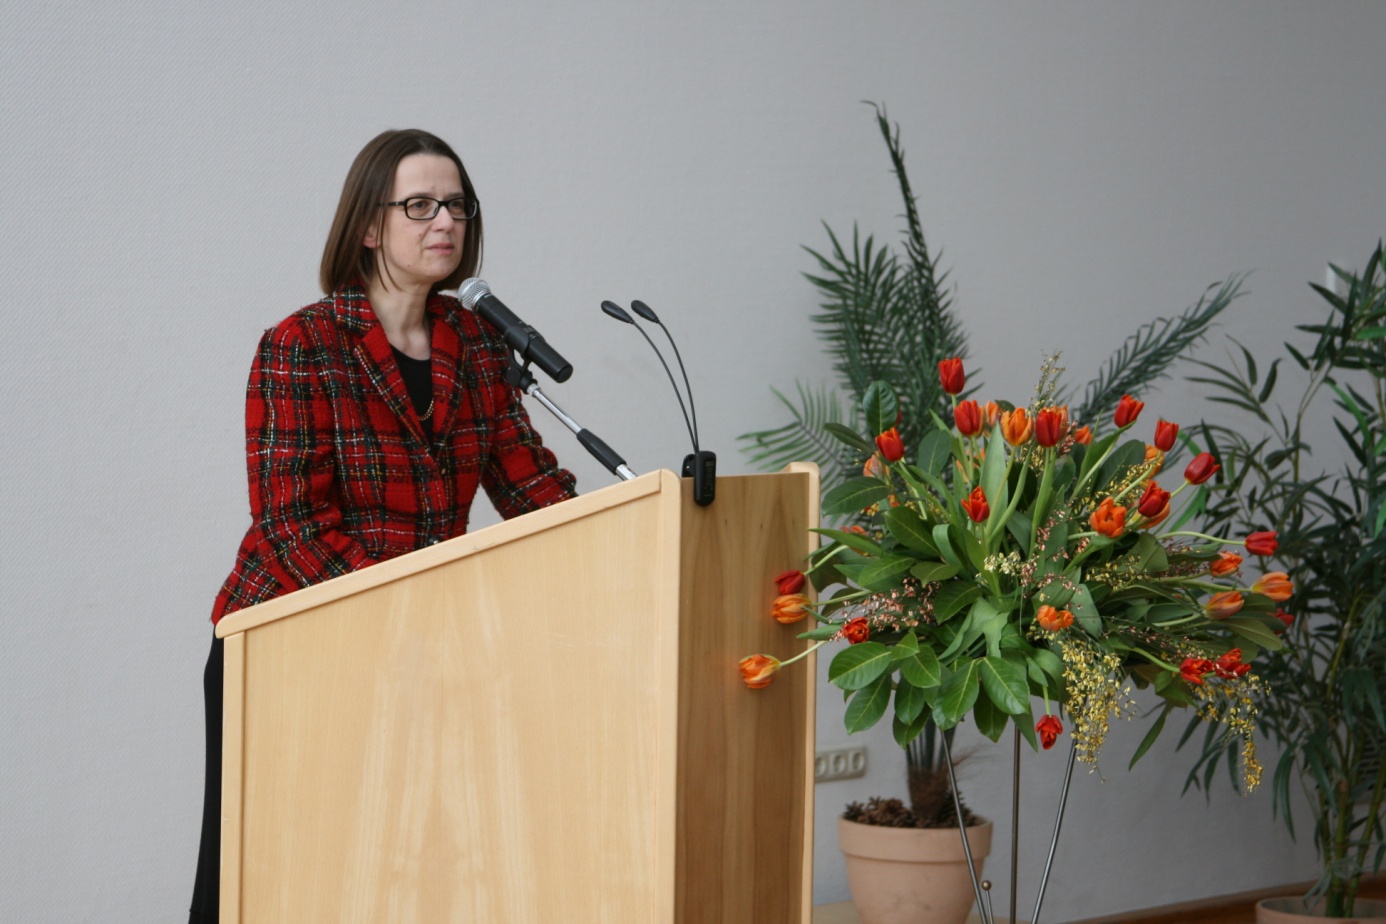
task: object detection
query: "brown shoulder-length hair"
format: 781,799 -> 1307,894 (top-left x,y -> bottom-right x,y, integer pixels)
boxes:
319,129 -> 483,295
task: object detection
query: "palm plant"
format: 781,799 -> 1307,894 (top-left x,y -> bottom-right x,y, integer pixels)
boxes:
1183,243 -> 1386,918
740,103 -> 1244,827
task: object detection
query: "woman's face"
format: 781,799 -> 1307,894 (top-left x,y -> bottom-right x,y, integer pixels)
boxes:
365,153 -> 466,293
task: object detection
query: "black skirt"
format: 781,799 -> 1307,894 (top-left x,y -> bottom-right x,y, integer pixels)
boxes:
190,633 -> 223,923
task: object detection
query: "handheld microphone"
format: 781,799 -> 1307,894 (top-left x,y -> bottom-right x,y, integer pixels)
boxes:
601,299 -> 715,506
459,278 -> 573,383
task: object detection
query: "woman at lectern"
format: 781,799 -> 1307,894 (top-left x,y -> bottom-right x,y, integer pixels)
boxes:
189,129 -> 576,923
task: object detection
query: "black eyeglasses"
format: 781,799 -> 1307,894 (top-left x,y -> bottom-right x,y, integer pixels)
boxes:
383,196 -> 479,221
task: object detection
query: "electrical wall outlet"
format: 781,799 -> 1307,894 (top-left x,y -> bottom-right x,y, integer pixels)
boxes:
815,746 -> 867,782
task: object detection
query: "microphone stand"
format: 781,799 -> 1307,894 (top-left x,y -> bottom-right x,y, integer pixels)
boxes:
504,356 -> 637,482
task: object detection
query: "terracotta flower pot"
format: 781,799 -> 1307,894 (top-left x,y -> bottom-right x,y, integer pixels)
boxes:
838,816 -> 993,924
1256,897 -> 1386,923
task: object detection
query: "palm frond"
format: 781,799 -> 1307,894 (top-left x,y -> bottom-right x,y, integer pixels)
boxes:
1075,275 -> 1246,425
737,382 -> 858,493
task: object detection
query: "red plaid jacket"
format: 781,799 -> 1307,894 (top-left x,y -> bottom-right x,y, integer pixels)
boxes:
211,286 -> 577,623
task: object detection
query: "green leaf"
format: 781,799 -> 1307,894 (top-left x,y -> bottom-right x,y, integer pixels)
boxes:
910,561 -> 960,584
823,478 -> 891,517
936,660 -> 981,727
1130,704 -> 1171,769
864,381 -> 899,437
812,526 -> 883,556
932,582 -> 982,621
1068,583 -> 1102,636
980,427 -> 1008,510
1221,616 -> 1285,651
884,506 -> 939,555
932,524 -> 962,567
892,706 -> 931,748
1027,647 -> 1065,688
898,643 -> 942,688
797,624 -> 841,641
845,672 -> 894,732
974,690 -> 1008,742
978,654 -> 1030,715
858,555 -> 918,589
828,642 -> 895,690
917,429 -> 953,476
894,678 -> 928,724
824,422 -> 874,454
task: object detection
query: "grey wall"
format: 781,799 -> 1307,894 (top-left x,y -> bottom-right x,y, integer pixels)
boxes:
2,2 -> 1381,920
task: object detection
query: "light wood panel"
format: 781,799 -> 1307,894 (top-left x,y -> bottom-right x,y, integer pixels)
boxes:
216,467 -> 817,923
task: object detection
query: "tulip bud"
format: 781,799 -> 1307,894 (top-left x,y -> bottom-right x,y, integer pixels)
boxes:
1252,572 -> 1293,602
771,593 -> 809,624
961,486 -> 990,523
1137,481 -> 1171,518
1184,452 -> 1221,485
773,569 -> 806,595
1245,531 -> 1278,556
875,427 -> 905,462
1036,714 -> 1063,750
938,357 -> 965,395
954,399 -> 983,437
1209,551 -> 1242,577
1154,419 -> 1179,452
1071,425 -> 1093,445
1204,590 -> 1244,620
1035,406 -> 1068,448
738,654 -> 780,689
1114,394 -> 1145,428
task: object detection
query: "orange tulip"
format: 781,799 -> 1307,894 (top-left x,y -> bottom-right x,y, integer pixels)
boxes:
1035,406 -> 1068,448
1114,394 -> 1145,428
1036,604 -> 1074,632
1144,444 -> 1163,475
1204,590 -> 1244,620
1139,500 -> 1171,529
863,454 -> 884,478
1036,714 -> 1063,750
1209,551 -> 1242,577
954,399 -> 983,437
984,401 -> 1002,428
843,617 -> 870,644
1001,408 -> 1033,446
739,654 -> 780,689
771,593 -> 809,624
1071,425 -> 1093,445
960,486 -> 990,523
1252,572 -> 1294,602
1089,497 -> 1127,538
938,357 -> 966,395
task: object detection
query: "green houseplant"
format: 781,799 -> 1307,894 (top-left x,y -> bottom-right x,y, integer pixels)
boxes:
740,104 -> 1241,831
1186,244 -> 1386,919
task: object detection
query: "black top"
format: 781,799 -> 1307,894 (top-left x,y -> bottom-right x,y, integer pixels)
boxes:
392,347 -> 433,439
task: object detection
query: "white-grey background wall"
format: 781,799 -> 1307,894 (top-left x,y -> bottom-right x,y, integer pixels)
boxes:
2,2 -> 1381,921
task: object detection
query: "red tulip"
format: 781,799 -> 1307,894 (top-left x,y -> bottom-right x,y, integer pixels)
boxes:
1204,590 -> 1244,620
1035,407 -> 1068,448
1209,551 -> 1242,577
1114,394 -> 1145,428
1154,419 -> 1179,452
1184,452 -> 1220,485
954,399 -> 983,437
961,486 -> 990,523
774,569 -> 806,595
1089,497 -> 1127,538
843,617 -> 870,644
1180,657 -> 1215,685
739,654 -> 780,689
1036,714 -> 1063,750
1253,572 -> 1294,602
1137,481 -> 1171,518
939,358 -> 965,395
875,427 -> 905,462
1214,648 -> 1251,679
1273,608 -> 1294,629
1245,531 -> 1278,556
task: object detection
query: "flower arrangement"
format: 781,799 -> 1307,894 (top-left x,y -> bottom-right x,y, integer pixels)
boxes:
740,356 -> 1291,791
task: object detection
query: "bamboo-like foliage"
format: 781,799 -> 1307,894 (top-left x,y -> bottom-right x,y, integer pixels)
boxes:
1184,243 -> 1386,918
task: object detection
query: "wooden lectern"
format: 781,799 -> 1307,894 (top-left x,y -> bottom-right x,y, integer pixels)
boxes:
213,466 -> 819,923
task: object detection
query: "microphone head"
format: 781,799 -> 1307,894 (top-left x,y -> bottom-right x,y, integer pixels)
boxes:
458,277 -> 491,311
630,300 -> 660,323
601,300 -> 635,324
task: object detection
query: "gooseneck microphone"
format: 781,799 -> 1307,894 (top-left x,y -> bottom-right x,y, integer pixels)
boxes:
601,299 -> 716,506
459,278 -> 573,383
